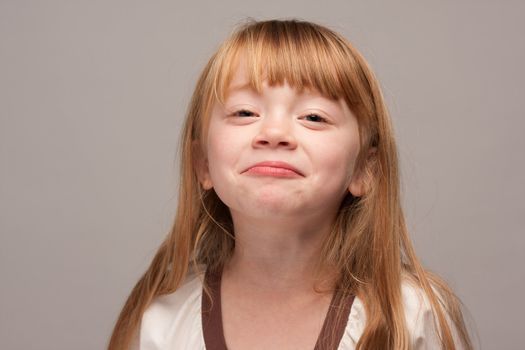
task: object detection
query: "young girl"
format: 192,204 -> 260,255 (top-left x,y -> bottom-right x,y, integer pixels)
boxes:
109,19 -> 472,350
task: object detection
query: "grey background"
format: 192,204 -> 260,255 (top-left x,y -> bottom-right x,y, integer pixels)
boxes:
1,1 -> 523,349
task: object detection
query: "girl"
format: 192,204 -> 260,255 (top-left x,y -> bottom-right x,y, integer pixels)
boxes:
109,19 -> 473,350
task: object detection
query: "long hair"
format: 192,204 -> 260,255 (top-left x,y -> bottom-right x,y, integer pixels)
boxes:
108,18 -> 472,350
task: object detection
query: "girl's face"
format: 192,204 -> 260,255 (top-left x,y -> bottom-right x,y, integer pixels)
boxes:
197,58 -> 364,221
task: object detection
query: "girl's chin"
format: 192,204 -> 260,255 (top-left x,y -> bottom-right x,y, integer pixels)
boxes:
234,200 -> 306,219
216,187 -> 318,216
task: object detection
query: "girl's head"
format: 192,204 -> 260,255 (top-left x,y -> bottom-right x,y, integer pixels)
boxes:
182,19 -> 396,273
189,18 -> 388,194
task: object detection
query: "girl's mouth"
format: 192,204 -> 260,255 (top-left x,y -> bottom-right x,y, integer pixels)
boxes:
242,160 -> 304,177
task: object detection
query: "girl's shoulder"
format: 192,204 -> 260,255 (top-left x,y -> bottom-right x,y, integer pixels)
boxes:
147,264 -> 206,311
399,278 -> 443,344
137,264 -> 206,349
341,278 -> 461,349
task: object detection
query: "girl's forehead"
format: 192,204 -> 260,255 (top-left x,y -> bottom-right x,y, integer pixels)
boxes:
224,82 -> 332,103
226,55 -> 296,89
223,82 -> 337,106
225,57 -> 258,91
224,58 -> 330,100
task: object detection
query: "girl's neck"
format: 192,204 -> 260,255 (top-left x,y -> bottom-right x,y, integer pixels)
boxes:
222,211 -> 337,295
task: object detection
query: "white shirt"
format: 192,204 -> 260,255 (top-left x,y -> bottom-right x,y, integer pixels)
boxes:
133,267 -> 456,349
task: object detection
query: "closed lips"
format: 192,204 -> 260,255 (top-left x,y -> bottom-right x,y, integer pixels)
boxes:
243,161 -> 304,176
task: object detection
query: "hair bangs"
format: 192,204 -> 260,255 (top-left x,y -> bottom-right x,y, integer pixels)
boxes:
212,20 -> 354,106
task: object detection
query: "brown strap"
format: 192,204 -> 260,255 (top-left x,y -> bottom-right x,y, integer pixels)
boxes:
313,287 -> 355,350
202,266 -> 354,350
202,267 -> 229,350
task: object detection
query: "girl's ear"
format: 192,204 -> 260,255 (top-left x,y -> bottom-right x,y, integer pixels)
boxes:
192,141 -> 213,190
348,147 -> 377,197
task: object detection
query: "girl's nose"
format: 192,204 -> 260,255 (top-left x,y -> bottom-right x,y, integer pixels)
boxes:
251,115 -> 298,150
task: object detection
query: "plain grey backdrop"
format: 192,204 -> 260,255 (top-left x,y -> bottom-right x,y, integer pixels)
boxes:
1,0 -> 524,349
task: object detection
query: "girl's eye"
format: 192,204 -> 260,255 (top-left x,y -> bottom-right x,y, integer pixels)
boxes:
304,113 -> 327,123
232,109 -> 256,117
